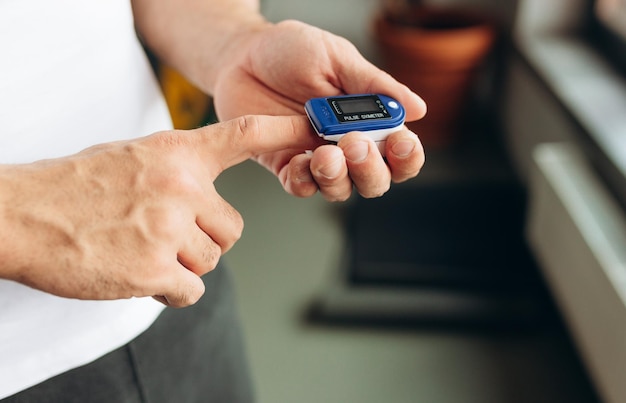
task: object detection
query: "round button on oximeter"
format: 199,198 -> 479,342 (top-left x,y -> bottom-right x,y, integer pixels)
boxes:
304,94 -> 405,146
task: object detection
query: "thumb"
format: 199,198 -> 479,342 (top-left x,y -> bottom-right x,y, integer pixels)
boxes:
192,115 -> 323,174
330,47 -> 426,121
350,68 -> 426,122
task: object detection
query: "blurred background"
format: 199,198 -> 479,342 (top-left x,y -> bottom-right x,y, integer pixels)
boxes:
157,0 -> 626,402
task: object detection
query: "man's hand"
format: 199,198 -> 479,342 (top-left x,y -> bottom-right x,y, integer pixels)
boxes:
211,20 -> 427,201
132,0 -> 426,201
0,115 -> 320,307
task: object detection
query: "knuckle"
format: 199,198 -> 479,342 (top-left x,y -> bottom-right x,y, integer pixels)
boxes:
391,154 -> 425,183
171,285 -> 204,308
393,167 -> 420,183
222,205 -> 244,250
358,182 -> 391,199
150,165 -> 200,197
322,188 -> 353,203
164,274 -> 206,308
334,194 -> 353,203
143,206 -> 183,241
202,241 -> 221,269
234,115 -> 261,142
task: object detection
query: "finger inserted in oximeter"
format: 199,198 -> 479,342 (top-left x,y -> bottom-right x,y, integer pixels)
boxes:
304,94 -> 405,148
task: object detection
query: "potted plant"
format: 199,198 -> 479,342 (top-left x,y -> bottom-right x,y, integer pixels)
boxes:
373,0 -> 497,148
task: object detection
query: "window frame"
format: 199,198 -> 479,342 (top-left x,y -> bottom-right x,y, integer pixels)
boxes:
512,0 -> 626,210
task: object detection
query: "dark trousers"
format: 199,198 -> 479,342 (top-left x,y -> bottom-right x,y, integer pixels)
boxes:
3,265 -> 255,403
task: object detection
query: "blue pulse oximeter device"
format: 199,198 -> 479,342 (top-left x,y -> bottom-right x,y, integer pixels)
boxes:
304,94 -> 405,144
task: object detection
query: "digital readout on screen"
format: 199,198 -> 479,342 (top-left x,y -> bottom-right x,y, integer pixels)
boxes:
336,98 -> 380,114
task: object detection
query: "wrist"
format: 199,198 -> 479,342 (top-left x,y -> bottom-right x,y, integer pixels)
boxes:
197,16 -> 272,94
0,165 -> 24,281
133,0 -> 271,96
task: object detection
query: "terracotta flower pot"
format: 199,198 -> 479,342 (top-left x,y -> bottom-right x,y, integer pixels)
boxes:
374,7 -> 496,148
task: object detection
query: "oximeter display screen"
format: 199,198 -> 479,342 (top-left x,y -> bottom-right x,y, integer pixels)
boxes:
335,98 -> 379,114
328,94 -> 391,123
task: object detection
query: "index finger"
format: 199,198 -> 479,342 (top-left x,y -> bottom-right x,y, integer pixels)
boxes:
192,115 -> 323,175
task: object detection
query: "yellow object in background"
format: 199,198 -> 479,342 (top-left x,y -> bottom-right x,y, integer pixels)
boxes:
157,65 -> 215,129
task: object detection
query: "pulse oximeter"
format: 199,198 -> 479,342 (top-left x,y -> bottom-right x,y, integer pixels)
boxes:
304,94 -> 405,145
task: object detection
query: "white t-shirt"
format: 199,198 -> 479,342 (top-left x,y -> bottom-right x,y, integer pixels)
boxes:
0,0 -> 172,398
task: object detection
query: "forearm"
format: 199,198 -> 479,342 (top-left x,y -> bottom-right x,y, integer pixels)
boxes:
0,163 -> 57,283
0,165 -> 19,280
131,0 -> 269,95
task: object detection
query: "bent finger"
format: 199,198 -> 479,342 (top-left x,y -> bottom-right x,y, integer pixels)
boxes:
153,263 -> 206,308
279,153 -> 319,198
309,144 -> 353,202
384,129 -> 425,183
177,226 -> 222,277
195,186 -> 244,254
337,132 -> 391,198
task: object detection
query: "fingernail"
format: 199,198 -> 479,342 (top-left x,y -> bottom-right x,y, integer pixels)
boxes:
344,141 -> 369,163
391,140 -> 416,158
296,168 -> 314,183
317,157 -> 344,179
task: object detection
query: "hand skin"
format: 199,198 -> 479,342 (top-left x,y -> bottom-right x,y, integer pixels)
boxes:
132,1 -> 427,202
0,116 -> 321,308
